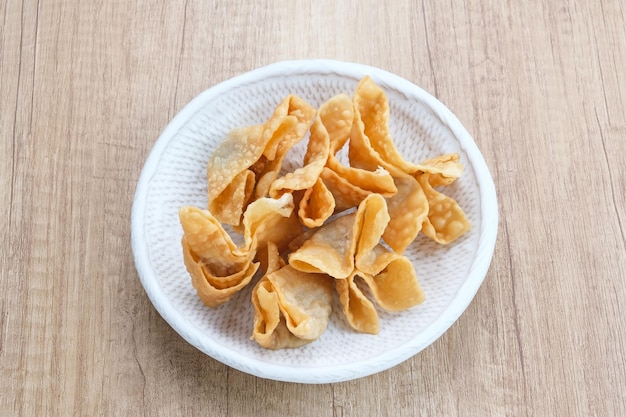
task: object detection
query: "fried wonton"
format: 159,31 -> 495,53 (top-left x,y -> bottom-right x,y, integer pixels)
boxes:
253,95 -> 317,200
289,194 -> 425,334
180,194 -> 301,307
207,95 -> 315,226
269,98 -> 336,227
321,93 -> 397,212
417,173 -> 472,244
252,243 -> 333,349
349,76 -> 471,250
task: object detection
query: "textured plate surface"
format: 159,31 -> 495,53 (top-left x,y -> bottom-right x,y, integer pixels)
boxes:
131,60 -> 498,383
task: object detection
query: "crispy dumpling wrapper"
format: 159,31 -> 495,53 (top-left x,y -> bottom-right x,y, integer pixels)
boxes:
253,95 -> 317,200
239,193 -> 303,253
336,256 -> 426,334
288,212 -> 358,279
381,174 -> 429,254
335,270 -> 421,335
179,206 -> 252,274
319,167 -> 371,212
417,173 -> 472,244
250,242 -> 296,349
207,95 -> 315,226
349,76 -> 470,249
351,76 -> 414,174
208,169 -> 256,226
269,106 -> 330,197
359,256 -> 425,311
179,194 -> 301,308
298,177 -> 336,228
252,242 -> 333,349
413,153 -> 464,187
263,95 -> 317,161
268,102 -> 333,229
352,193 -> 397,275
348,81 -> 402,176
318,94 -> 354,150
270,94 -> 357,226
182,237 -> 259,308
207,119 -> 295,225
270,93 -> 396,221
289,194 -> 425,334
322,93 -> 397,208
335,274 -> 380,335
353,78 -> 465,185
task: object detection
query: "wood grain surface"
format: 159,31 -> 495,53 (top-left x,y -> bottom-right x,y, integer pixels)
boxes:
1,0 -> 625,415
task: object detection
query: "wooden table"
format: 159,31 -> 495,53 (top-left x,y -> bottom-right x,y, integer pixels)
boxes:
2,0 -> 625,415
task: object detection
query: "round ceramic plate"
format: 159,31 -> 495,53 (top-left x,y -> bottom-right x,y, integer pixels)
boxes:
131,60 -> 498,384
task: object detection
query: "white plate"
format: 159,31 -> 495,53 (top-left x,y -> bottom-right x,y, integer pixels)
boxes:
131,60 -> 498,383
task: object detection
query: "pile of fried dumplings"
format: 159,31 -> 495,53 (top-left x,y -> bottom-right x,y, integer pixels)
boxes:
178,77 -> 471,349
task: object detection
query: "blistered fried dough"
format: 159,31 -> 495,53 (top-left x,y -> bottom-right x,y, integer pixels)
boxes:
179,194 -> 301,308
289,194 -> 425,334
251,242 -> 293,348
360,257 -> 424,311
284,93 -> 350,175
335,275 -> 379,334
252,243 -> 333,349
270,95 -> 359,226
414,153 -> 464,187
349,82 -> 402,176
350,77 -> 428,179
270,93 -> 394,224
254,96 -> 316,199
182,238 -> 259,308
352,192 -> 397,274
206,125 -> 258,207
269,105 -> 330,198
351,86 -> 464,188
298,178 -> 335,228
352,76 -> 429,176
253,280 -> 305,349
208,169 -> 256,226
179,206 -> 255,307
349,102 -> 427,254
289,212 -> 357,279
289,194 -> 392,278
417,173 -> 471,244
239,193 -> 303,253
326,159 -> 397,197
353,78 -> 465,185
352,77 -> 406,167
337,262 -> 425,333
264,95 -> 317,160
181,237 -> 254,291
207,95 -> 315,226
269,266 -> 333,339
324,94 -> 397,200
350,77 -> 471,248
319,167 -> 371,212
352,78 -> 466,188
207,119 -> 296,225
179,206 -> 251,275
381,174 -> 429,254
318,94 -> 353,149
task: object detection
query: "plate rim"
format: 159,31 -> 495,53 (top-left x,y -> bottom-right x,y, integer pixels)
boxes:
131,59 -> 499,383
